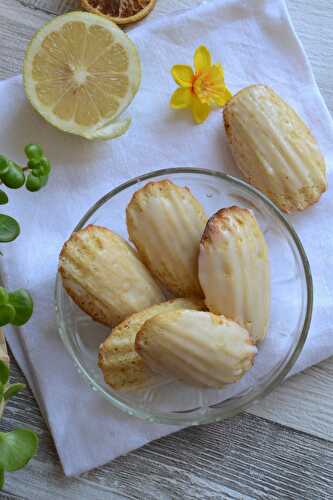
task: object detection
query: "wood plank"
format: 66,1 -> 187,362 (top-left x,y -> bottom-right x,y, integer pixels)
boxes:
0,0 -> 50,80
13,0 -> 77,15
2,360 -> 333,499
0,329 -> 9,365
248,357 -> 333,441
0,0 -> 333,497
288,0 -> 333,112
0,329 -> 9,419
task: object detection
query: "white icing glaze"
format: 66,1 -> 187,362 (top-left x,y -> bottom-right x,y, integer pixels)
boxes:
224,85 -> 327,212
198,207 -> 270,343
136,309 -> 257,388
127,180 -> 207,296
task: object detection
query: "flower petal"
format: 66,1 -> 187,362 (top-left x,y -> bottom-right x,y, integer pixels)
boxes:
191,96 -> 211,124
194,45 -> 211,73
210,63 -> 225,81
193,62 -> 232,107
214,87 -> 233,107
171,65 -> 194,87
170,88 -> 192,109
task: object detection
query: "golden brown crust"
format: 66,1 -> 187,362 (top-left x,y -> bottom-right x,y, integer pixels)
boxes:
201,207 -> 252,247
81,0 -> 156,25
61,276 -> 112,327
99,297 -> 205,390
59,225 -> 112,325
59,224 -> 164,327
134,325 -> 145,354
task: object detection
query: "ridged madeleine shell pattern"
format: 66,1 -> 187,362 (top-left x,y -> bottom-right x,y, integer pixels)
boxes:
59,225 -> 164,327
136,309 -> 257,388
126,180 -> 207,297
99,297 -> 205,390
198,207 -> 270,343
224,85 -> 327,213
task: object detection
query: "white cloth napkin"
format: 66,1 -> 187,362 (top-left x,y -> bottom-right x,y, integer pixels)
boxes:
0,0 -> 332,476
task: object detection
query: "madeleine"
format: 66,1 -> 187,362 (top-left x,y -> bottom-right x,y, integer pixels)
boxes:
136,309 -> 257,388
198,207 -> 270,343
224,84 -> 327,212
59,225 -> 164,327
99,297 -> 205,390
126,180 -> 207,297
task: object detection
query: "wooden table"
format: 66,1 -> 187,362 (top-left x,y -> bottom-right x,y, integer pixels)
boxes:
1,1 -> 333,498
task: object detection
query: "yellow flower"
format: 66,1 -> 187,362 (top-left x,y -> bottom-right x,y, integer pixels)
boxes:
170,45 -> 232,124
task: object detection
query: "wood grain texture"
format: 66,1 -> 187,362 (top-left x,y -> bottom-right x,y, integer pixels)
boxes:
249,357 -> 333,441
0,0 -> 333,498
0,329 -> 8,365
0,329 -> 8,419
3,357 -> 333,500
288,0 -> 333,112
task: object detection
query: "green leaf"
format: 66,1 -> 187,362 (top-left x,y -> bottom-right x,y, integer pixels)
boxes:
25,144 -> 43,161
0,287 -> 9,306
0,466 -> 4,489
0,190 -> 8,205
39,157 -> 51,176
0,429 -> 38,472
0,360 -> 9,385
31,166 -> 44,177
0,156 -> 9,176
0,214 -> 20,243
25,174 -> 42,192
1,162 -> 25,189
8,289 -> 33,326
40,175 -> 49,188
0,304 -> 16,327
0,382 -> 4,401
27,158 -> 40,170
4,383 -> 26,401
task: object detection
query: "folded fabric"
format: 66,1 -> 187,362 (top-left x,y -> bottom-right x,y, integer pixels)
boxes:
0,0 -> 332,475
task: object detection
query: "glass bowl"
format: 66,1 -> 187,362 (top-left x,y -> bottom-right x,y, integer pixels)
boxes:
55,168 -> 313,425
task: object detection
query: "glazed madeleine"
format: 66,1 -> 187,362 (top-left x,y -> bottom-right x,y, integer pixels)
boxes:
59,225 -> 164,327
126,180 -> 207,297
99,297 -> 205,390
224,84 -> 327,212
198,207 -> 270,343
135,309 -> 257,388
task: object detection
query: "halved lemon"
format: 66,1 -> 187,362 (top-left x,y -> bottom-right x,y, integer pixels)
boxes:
23,12 -> 141,140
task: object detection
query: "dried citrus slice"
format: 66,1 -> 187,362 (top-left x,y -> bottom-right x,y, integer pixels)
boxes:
23,12 -> 141,140
81,0 -> 156,25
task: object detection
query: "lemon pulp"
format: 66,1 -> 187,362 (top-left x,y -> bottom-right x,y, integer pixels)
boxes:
23,12 -> 141,139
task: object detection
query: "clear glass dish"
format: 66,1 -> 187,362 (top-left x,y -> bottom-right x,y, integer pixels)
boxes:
55,168 -> 313,425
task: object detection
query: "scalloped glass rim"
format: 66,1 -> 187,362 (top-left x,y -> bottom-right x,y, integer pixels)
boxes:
55,167 -> 313,425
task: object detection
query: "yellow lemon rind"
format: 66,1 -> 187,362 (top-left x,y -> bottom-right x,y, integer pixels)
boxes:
83,116 -> 132,140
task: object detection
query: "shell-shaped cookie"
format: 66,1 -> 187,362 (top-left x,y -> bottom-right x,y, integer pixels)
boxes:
223,85 -> 327,212
126,180 -> 207,297
59,225 -> 164,327
135,309 -> 257,388
198,207 -> 270,343
99,297 -> 205,390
